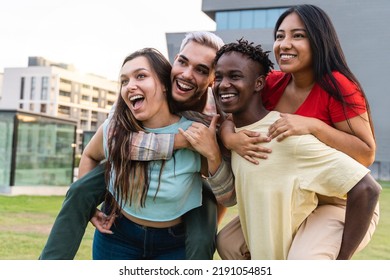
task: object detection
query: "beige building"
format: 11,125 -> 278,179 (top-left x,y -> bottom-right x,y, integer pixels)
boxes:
0,57 -> 118,155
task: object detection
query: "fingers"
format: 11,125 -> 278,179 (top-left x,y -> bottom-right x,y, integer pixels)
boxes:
243,155 -> 259,165
276,131 -> 289,142
90,210 -> 115,234
268,124 -> 287,139
178,127 -> 193,142
242,130 -> 261,138
105,214 -> 116,230
209,114 -> 220,131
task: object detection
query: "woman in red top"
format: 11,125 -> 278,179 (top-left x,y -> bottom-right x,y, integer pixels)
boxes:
218,4 -> 378,259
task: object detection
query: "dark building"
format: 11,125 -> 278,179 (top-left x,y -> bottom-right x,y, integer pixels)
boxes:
166,0 -> 390,180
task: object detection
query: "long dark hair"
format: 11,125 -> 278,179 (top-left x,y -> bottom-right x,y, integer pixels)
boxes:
274,4 -> 375,137
106,48 -> 173,214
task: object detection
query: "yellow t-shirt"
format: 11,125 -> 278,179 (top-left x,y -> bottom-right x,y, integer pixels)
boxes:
233,111 -> 370,260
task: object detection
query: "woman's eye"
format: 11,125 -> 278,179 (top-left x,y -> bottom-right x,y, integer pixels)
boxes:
275,33 -> 284,39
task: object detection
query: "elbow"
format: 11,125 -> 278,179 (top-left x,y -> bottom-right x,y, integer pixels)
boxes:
359,147 -> 376,167
221,190 -> 237,207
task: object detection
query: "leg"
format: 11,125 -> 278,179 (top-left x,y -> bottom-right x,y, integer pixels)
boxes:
287,203 -> 379,260
183,184 -> 217,260
216,216 -> 250,260
93,215 -> 143,260
39,163 -> 107,259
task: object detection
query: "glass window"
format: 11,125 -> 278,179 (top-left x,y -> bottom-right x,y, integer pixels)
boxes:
58,105 -> 70,115
240,10 -> 254,29
216,11 -> 229,30
41,76 -> 49,100
216,8 -> 288,30
30,77 -> 36,100
40,104 -> 47,113
20,77 -> 25,99
228,11 -> 240,29
13,114 -> 76,186
254,10 -> 266,28
266,9 -> 280,28
0,112 -> 14,189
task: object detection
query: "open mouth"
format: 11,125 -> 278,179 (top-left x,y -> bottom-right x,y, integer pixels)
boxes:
130,94 -> 145,109
219,93 -> 237,102
176,79 -> 195,92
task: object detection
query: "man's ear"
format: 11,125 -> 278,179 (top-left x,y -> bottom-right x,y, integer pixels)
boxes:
255,75 -> 266,92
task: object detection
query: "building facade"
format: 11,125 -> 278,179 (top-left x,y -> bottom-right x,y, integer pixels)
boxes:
166,0 -> 390,180
0,57 -> 118,155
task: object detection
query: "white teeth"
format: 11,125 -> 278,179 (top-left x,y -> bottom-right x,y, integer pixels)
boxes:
177,81 -> 194,90
281,54 -> 296,59
130,94 -> 143,101
221,94 -> 235,99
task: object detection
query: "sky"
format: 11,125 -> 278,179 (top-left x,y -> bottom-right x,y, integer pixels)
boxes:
0,0 -> 215,80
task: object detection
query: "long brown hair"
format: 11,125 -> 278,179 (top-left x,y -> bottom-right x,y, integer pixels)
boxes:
105,48 -> 173,214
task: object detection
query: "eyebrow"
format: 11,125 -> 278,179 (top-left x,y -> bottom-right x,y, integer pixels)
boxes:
120,67 -> 148,76
277,28 -> 306,33
179,54 -> 211,71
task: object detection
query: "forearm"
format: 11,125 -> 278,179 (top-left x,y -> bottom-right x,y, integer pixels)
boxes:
337,175 -> 381,259
130,131 -> 174,161
78,156 -> 101,178
311,120 -> 375,167
205,158 -> 236,207
219,118 -> 236,150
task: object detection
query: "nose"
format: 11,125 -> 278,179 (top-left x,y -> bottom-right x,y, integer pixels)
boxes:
126,79 -> 138,91
279,36 -> 292,50
181,66 -> 194,79
219,77 -> 231,89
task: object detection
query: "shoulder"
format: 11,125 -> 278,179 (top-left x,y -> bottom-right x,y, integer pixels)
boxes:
331,71 -> 359,93
177,116 -> 194,129
266,70 -> 287,85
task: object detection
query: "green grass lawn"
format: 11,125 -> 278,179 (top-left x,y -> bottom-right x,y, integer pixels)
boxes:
0,182 -> 389,260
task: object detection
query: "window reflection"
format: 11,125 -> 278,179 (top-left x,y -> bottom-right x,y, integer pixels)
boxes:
216,8 -> 288,30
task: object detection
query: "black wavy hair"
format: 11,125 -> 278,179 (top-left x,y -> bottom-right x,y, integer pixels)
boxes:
274,4 -> 374,137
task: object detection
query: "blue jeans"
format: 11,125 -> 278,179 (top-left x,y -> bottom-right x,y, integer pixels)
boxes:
92,215 -> 186,260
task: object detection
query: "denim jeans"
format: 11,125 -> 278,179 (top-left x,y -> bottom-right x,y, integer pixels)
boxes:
39,163 -> 216,260
92,215 -> 186,260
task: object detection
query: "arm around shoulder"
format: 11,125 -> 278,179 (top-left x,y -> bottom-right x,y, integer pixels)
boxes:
205,158 -> 236,207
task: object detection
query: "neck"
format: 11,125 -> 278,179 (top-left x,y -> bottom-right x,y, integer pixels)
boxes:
290,70 -> 315,90
233,98 -> 269,128
143,106 -> 179,129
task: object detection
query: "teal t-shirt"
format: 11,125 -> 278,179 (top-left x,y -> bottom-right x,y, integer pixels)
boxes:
103,117 -> 202,222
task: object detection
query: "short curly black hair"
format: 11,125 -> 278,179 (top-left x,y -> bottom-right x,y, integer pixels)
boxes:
214,38 -> 274,76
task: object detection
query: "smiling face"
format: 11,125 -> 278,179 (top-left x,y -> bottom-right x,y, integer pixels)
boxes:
213,52 -> 265,126
171,41 -> 216,110
120,56 -> 169,128
273,12 -> 313,75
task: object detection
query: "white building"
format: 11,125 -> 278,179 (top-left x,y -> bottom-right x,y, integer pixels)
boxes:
0,57 -> 118,155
